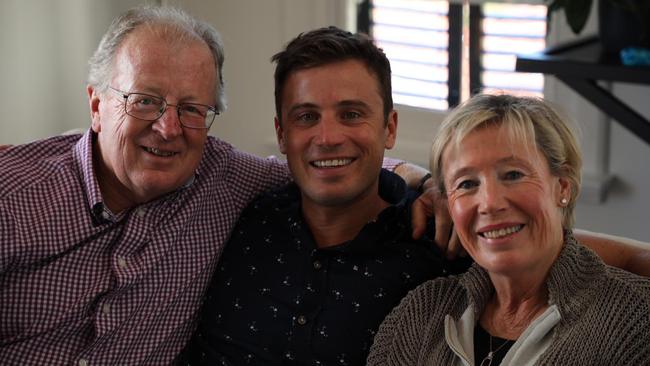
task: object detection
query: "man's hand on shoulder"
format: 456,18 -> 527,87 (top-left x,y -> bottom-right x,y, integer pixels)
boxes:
392,163 -> 464,259
576,229 -> 650,276
411,184 -> 463,260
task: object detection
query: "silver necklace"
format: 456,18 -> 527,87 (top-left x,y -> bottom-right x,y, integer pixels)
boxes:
479,334 -> 513,366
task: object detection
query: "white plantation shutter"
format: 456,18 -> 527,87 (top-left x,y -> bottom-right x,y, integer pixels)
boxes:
362,0 -> 547,110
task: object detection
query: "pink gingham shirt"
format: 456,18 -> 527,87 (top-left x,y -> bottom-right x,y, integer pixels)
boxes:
0,130 -> 290,365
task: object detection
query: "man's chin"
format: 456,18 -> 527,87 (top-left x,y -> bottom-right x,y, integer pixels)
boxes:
301,188 -> 358,208
133,175 -> 190,200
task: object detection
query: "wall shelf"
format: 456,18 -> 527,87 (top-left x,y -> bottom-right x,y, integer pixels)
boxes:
515,36 -> 650,145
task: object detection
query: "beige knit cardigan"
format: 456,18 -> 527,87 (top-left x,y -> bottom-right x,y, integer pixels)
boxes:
367,233 -> 650,365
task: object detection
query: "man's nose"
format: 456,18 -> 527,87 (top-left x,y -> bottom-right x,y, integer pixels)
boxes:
314,116 -> 344,146
152,106 -> 183,140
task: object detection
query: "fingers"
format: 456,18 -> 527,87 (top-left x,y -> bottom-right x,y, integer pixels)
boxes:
410,187 -> 463,260
433,213 -> 452,253
445,230 -> 462,260
411,196 -> 431,239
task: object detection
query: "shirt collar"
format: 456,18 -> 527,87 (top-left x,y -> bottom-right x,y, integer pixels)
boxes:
284,169 -> 413,254
73,129 -> 197,224
72,129 -> 106,223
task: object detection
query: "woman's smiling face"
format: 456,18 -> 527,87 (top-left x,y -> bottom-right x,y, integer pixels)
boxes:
442,122 -> 570,276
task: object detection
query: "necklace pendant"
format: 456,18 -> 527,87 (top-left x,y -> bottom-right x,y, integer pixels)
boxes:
480,352 -> 494,366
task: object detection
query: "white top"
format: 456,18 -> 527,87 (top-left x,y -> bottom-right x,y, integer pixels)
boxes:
444,304 -> 561,365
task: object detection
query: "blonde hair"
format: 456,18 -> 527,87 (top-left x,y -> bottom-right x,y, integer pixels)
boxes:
430,94 -> 582,228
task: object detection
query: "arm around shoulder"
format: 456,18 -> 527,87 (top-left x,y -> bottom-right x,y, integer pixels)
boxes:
575,229 -> 650,276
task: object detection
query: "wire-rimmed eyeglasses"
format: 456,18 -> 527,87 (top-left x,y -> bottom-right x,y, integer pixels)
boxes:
108,87 -> 219,129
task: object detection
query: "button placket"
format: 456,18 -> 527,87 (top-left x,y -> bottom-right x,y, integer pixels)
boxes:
296,315 -> 308,325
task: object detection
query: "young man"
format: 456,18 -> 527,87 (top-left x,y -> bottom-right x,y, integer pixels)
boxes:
180,26 -> 463,366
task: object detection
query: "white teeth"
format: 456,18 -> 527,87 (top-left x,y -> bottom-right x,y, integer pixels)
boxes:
482,225 -> 523,239
144,147 -> 175,157
313,158 -> 352,168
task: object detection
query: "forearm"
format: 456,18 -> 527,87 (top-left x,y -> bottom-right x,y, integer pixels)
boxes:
391,160 -> 430,190
575,228 -> 650,276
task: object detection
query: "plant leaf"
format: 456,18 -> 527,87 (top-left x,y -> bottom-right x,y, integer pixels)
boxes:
564,0 -> 593,34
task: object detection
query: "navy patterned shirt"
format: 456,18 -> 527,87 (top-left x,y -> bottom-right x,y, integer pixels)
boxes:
181,170 -> 470,365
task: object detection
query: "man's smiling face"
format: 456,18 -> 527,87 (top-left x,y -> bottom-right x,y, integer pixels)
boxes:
88,27 -> 216,211
275,59 -> 397,208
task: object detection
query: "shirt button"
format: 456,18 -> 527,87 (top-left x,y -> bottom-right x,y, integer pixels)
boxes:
102,304 -> 110,315
117,257 -> 127,269
136,208 -> 145,217
313,260 -> 322,270
297,315 -> 308,325
78,359 -> 88,366
101,211 -> 111,220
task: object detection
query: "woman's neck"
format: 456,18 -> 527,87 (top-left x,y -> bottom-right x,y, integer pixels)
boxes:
479,276 -> 549,340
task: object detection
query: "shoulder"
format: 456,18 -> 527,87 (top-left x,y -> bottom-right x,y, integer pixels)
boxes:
552,267 -> 650,363
0,134 -> 80,165
201,136 -> 289,186
601,266 -> 650,304
202,136 -> 282,170
368,276 -> 467,364
382,275 -> 467,331
0,134 -> 80,197
238,183 -> 298,219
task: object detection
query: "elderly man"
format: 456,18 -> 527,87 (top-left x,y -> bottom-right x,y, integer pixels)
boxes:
0,7 -> 292,365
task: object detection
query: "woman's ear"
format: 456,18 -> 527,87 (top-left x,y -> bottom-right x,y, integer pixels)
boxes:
557,175 -> 572,206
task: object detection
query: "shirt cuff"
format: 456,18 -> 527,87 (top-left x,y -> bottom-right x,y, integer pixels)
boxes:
381,157 -> 405,172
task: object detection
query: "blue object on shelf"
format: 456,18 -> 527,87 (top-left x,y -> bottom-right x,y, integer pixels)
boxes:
620,47 -> 650,67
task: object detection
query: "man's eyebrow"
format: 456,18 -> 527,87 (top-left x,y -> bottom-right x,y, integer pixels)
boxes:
126,86 -> 209,104
338,100 -> 370,109
286,103 -> 319,116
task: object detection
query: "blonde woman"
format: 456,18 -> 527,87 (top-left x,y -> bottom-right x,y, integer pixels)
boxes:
368,94 -> 650,365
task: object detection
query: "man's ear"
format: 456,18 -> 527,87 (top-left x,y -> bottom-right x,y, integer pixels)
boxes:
88,85 -> 102,133
384,110 -> 398,150
274,117 -> 287,154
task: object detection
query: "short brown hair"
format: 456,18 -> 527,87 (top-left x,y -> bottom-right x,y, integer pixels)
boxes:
271,26 -> 393,123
